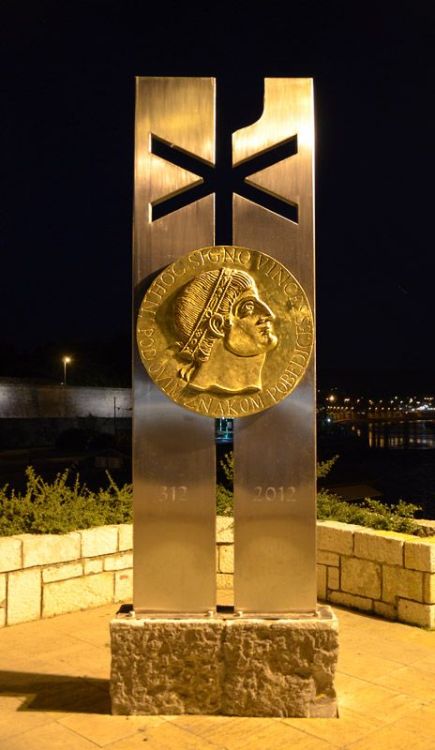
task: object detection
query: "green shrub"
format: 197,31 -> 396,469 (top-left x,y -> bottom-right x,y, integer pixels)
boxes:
216,485 -> 233,516
0,456 -> 422,536
0,467 -> 132,536
317,491 -> 420,534
216,451 -> 234,516
317,454 -> 339,478
216,451 -> 421,534
316,453 -> 420,532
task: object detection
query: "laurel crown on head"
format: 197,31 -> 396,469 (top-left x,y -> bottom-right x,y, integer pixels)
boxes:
173,267 -> 254,383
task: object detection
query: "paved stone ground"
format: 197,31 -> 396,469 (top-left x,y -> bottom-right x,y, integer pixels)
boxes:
0,600 -> 434,749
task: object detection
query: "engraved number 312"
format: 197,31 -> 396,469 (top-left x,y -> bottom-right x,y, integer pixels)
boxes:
158,486 -> 187,502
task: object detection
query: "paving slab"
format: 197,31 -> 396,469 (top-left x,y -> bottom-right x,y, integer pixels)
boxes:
0,600 -> 434,749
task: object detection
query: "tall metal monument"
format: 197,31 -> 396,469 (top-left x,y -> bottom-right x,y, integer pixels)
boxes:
111,77 -> 338,718
133,77 -> 316,615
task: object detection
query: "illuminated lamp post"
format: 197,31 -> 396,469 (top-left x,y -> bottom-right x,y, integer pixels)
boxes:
62,356 -> 72,385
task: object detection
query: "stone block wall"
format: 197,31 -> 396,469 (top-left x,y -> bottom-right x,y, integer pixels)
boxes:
1,518 -> 434,628
0,524 -> 133,626
317,521 -> 435,627
216,518 -> 435,629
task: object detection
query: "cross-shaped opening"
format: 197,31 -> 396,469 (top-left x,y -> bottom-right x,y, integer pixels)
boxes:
150,79 -> 299,237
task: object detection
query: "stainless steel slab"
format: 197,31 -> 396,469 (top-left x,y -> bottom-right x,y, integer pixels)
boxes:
233,79 -> 317,614
133,78 -> 216,614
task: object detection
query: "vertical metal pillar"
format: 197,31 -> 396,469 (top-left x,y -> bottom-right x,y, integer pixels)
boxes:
133,78 -> 216,615
233,79 -> 317,614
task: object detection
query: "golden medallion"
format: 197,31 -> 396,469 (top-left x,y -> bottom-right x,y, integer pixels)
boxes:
136,246 -> 313,418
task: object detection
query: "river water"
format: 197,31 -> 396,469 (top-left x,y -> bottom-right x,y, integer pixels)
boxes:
318,418 -> 435,518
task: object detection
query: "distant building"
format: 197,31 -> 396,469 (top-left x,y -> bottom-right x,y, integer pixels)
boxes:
0,380 -> 131,448
0,380 -> 131,419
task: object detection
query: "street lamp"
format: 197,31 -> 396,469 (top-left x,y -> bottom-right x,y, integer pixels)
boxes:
62,356 -> 72,385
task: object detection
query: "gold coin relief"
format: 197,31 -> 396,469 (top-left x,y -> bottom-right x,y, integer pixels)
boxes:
136,246 -> 313,418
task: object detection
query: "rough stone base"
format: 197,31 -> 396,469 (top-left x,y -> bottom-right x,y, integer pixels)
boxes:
110,606 -> 338,717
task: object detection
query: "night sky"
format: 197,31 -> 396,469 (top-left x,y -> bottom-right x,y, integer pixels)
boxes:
1,1 -> 434,393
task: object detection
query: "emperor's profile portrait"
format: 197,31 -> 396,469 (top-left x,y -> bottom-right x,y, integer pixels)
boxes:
172,268 -> 278,394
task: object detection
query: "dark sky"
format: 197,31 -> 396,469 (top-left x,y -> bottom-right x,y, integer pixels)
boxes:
1,1 -> 434,390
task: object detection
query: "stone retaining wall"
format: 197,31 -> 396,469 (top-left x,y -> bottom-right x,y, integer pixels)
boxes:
1,518 -> 434,628
216,518 -> 435,628
0,524 -> 133,626
0,383 -> 131,419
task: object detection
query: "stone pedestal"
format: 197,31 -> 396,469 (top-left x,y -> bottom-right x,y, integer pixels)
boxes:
110,606 -> 338,718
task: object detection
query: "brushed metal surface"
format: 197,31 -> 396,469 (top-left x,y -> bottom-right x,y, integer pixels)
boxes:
233,79 -> 317,614
133,78 -> 216,614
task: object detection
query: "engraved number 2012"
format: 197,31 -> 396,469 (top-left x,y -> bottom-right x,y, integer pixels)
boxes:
254,486 -> 296,502
158,486 -> 187,502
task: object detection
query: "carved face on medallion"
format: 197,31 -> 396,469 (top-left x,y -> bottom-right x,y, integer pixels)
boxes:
136,246 -> 313,418
225,287 -> 277,357
173,269 -> 278,394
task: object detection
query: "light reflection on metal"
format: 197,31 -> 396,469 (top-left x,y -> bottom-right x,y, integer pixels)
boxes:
133,77 -> 317,617
133,78 -> 216,615
233,79 -> 317,614
147,152 -> 202,206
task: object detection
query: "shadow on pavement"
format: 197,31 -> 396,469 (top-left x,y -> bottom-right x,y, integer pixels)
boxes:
0,671 -> 111,713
